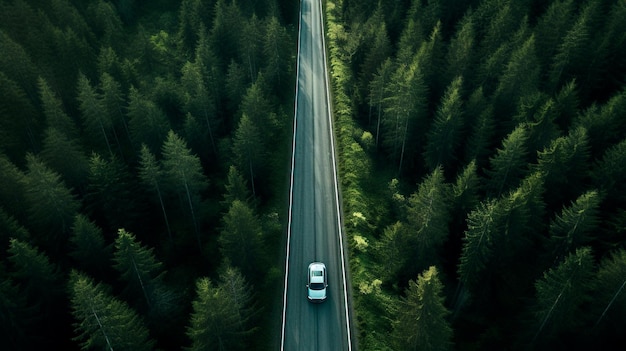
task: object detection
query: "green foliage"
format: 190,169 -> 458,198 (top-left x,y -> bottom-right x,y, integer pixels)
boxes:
391,266 -> 453,351
186,271 -> 256,351
22,153 -> 80,245
69,214 -> 111,275
219,200 -> 264,281
113,228 -> 165,308
69,270 -> 155,351
424,76 -> 465,172
529,247 -> 595,348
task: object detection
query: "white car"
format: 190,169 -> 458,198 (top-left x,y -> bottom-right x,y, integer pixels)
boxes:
307,262 -> 328,302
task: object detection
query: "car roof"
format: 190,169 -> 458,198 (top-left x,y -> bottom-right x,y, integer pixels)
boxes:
309,262 -> 326,271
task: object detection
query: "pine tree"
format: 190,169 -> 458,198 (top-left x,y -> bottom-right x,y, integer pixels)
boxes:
458,198 -> 501,292
186,277 -> 249,351
591,137 -> 626,205
138,144 -> 172,239
69,214 -> 111,275
548,190 -> 600,262
0,154 -> 27,219
263,15 -> 292,93
368,58 -> 393,146
113,228 -> 164,311
232,113 -> 265,198
445,12 -> 476,84
69,271 -> 155,351
77,72 -> 114,156
222,165 -> 252,210
22,153 -> 79,249
485,124 -> 529,198
127,86 -> 170,153
391,266 -> 453,351
382,56 -> 428,173
85,153 -> 137,231
424,76 -> 465,172
7,238 -> 62,309
591,248 -> 626,343
161,130 -> 208,247
219,200 -> 264,281
529,247 -> 595,348
533,126 -> 589,208
40,127 -> 90,191
38,77 -> 78,139
181,60 -> 218,156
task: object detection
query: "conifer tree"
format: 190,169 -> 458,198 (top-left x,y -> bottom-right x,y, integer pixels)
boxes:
181,60 -> 218,155
22,153 -> 79,247
485,124 -> 529,198
40,127 -> 90,191
69,271 -> 155,351
85,153 -> 137,231
263,16 -> 290,89
368,58 -> 393,146
69,214 -> 111,275
7,238 -> 62,309
161,130 -> 208,247
38,77 -> 78,139
391,266 -> 453,351
424,76 -> 465,172
232,113 -> 265,197
445,12 -> 476,85
0,154 -> 27,218
591,248 -> 626,342
113,228 -> 164,310
529,247 -> 595,348
591,137 -> 626,205
127,86 -> 170,153
548,190 -> 600,262
533,126 -> 589,208
458,198 -> 501,292
77,72 -> 114,156
186,276 -> 254,351
138,144 -> 172,239
222,165 -> 252,210
382,57 -> 427,173
219,200 -> 264,281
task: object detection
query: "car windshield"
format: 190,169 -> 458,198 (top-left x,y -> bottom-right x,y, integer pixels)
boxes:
309,282 -> 325,290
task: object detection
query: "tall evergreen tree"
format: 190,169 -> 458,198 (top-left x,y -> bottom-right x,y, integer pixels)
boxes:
38,77 -> 78,139
485,124 -> 529,198
591,248 -> 626,344
84,153 -> 137,231
22,153 -> 79,251
222,165 -> 252,210
219,200 -> 264,281
127,86 -> 170,154
69,214 -> 111,276
113,228 -> 164,310
181,60 -> 218,156
382,56 -> 428,173
40,127 -> 90,191
7,238 -> 62,310
368,58 -> 393,146
424,76 -> 465,172
69,271 -> 155,351
548,190 -> 600,263
138,144 -> 172,239
232,113 -> 265,198
77,72 -> 114,156
528,247 -> 595,348
391,266 -> 453,351
161,130 -> 208,247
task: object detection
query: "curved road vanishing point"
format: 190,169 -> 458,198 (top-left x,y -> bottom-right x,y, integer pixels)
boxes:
280,0 -> 356,350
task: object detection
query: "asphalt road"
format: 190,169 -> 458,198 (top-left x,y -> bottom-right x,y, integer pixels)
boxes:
280,0 -> 355,350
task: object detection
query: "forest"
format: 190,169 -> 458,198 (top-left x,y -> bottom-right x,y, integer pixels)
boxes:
0,0 -> 299,350
324,0 -> 626,350
1,0 -> 626,350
